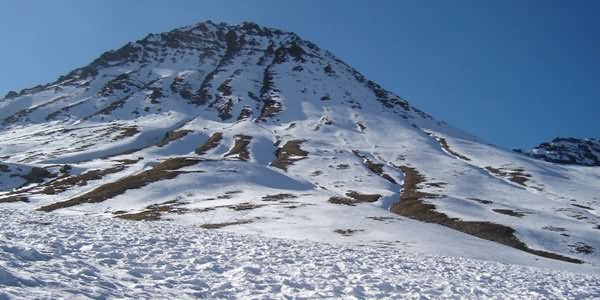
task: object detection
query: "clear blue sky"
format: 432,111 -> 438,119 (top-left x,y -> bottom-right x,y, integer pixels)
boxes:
1,0 -> 598,149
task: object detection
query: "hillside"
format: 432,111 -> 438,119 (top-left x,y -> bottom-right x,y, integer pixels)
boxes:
0,21 -> 599,271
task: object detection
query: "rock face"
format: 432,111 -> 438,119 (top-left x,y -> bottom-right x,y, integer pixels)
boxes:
521,138 -> 600,166
1,21 -> 599,267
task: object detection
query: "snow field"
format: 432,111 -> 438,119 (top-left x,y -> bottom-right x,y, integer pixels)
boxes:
1,208 -> 599,299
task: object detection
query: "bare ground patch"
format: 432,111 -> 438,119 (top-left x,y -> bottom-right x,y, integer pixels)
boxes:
426,132 -> 471,161
262,193 -> 298,201
38,157 -> 202,212
334,229 -> 365,236
112,126 -> 140,141
485,166 -> 537,189
571,204 -> 594,210
570,242 -> 594,254
328,196 -> 356,206
200,219 -> 253,229
492,209 -> 529,218
345,191 -> 381,203
367,216 -> 398,222
225,135 -> 252,161
115,200 -> 188,221
157,130 -> 193,147
0,196 -> 29,203
468,198 -> 494,205
271,140 -> 308,171
195,132 -> 223,155
391,165 -> 583,264
353,151 -> 397,184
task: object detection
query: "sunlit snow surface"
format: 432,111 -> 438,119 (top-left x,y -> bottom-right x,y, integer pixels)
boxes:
0,208 -> 599,299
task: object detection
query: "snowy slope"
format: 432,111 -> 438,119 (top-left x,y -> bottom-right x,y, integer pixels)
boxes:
1,208 -> 599,299
1,21 -> 599,272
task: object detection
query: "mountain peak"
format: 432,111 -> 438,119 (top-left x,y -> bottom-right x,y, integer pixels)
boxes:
2,20 -> 424,126
1,21 -> 598,268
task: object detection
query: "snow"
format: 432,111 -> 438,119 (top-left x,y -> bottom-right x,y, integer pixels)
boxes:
0,208 -> 598,299
1,21 -> 599,298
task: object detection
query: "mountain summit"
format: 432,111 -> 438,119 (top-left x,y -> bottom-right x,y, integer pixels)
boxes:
1,21 -> 598,268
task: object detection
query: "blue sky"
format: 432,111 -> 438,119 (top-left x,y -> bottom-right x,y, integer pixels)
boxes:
1,0 -> 598,149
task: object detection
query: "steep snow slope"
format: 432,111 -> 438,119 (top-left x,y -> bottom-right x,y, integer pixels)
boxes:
1,21 -> 599,270
1,208 -> 599,299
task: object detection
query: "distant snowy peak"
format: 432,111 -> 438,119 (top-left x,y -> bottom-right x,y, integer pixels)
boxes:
521,138 -> 600,166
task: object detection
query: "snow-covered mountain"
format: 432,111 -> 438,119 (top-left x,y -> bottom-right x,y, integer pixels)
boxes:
1,21 -> 599,272
518,137 -> 600,166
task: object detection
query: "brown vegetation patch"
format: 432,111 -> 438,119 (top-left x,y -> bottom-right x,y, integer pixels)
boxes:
426,182 -> 447,188
92,98 -> 128,118
0,196 -> 29,203
492,209 -> 529,218
116,200 -> 188,221
352,151 -> 397,184
225,135 -> 252,161
18,165 -> 130,197
328,196 -> 356,206
195,132 -> 222,155
112,126 -> 140,141
22,167 -> 52,185
391,165 -> 583,264
225,190 -> 243,195
237,107 -> 253,120
113,158 -> 141,165
200,219 -> 253,229
257,100 -> 282,121
542,226 -> 566,232
485,166 -> 532,187
157,130 -> 193,147
38,157 -> 202,212
228,202 -> 266,211
334,229 -> 365,236
271,140 -> 308,171
468,198 -> 494,205
345,191 -> 381,203
262,193 -> 298,201
427,133 -> 471,161
571,204 -> 594,210
367,216 -> 397,222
